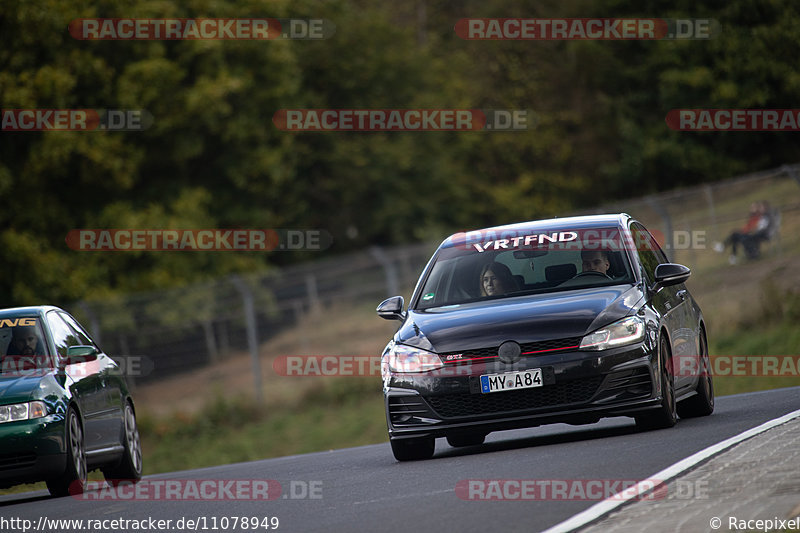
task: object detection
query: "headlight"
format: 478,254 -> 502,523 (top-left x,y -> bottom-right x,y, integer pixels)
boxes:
580,316 -> 645,351
0,401 -> 48,423
384,342 -> 444,373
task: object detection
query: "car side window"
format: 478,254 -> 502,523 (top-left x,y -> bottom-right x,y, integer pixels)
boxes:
46,311 -> 82,358
58,312 -> 96,348
631,223 -> 662,284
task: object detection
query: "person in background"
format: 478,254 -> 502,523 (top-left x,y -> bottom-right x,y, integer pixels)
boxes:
714,202 -> 772,264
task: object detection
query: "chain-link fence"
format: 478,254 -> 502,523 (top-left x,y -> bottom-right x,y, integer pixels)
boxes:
72,242 -> 437,392
576,163 -> 800,267
71,163 -> 800,393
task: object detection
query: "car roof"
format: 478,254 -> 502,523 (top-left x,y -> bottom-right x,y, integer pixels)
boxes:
0,306 -> 62,319
441,213 -> 632,248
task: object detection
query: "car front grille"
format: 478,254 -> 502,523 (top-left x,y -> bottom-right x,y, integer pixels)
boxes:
425,376 -> 602,418
440,336 -> 582,361
520,337 -> 582,354
0,453 -> 36,471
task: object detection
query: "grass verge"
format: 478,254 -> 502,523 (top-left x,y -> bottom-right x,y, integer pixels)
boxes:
138,379 -> 387,475
709,285 -> 800,397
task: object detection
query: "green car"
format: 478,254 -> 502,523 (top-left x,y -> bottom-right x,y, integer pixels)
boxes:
0,306 -> 142,496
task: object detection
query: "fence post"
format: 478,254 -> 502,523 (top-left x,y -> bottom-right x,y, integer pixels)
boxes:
202,321 -> 219,363
118,334 -> 135,390
305,273 -> 321,313
370,245 -> 400,296
218,320 -> 230,358
646,197 -> 674,260
703,184 -> 718,245
231,276 -> 263,403
782,164 -> 800,186
78,301 -> 102,347
292,300 -> 311,354
398,248 -> 416,291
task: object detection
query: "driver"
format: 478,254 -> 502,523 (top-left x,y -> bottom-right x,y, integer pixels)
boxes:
7,325 -> 45,356
580,250 -> 611,276
2,324 -> 46,373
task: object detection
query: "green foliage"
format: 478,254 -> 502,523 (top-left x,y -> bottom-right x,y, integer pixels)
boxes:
2,0 -> 800,305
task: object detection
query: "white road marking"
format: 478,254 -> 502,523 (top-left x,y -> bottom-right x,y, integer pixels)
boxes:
541,407 -> 800,533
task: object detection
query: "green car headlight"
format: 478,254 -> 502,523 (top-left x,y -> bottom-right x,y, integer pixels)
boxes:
0,401 -> 47,423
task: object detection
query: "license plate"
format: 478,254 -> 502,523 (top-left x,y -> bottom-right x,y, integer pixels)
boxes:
480,369 -> 543,394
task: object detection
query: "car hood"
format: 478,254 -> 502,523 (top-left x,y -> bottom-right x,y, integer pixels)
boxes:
397,284 -> 644,353
0,374 -> 46,404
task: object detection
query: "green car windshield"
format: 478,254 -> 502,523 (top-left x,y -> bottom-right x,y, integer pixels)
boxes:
0,315 -> 51,374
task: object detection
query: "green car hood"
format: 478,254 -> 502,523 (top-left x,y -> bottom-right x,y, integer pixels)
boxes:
0,374 -> 47,404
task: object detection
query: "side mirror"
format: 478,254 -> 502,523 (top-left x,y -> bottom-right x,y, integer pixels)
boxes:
377,296 -> 406,321
63,345 -> 99,365
653,263 -> 691,291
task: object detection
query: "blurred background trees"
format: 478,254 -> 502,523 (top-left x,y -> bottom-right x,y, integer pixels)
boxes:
1,0 -> 799,306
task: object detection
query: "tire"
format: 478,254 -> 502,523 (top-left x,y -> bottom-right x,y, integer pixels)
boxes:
635,334 -> 677,430
47,407 -> 87,497
677,329 -> 715,418
390,437 -> 435,461
102,402 -> 143,485
446,433 -> 486,448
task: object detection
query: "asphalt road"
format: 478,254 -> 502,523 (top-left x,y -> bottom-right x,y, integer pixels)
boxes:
2,386 -> 799,533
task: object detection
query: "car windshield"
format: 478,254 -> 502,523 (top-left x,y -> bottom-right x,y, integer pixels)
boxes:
415,226 -> 636,310
0,315 -> 51,374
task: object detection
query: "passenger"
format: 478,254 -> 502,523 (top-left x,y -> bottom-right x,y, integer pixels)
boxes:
479,262 -> 517,296
580,250 -> 611,276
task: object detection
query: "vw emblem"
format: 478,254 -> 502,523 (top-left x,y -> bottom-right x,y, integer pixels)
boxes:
498,341 -> 521,364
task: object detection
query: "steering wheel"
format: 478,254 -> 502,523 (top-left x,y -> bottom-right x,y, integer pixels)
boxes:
573,270 -> 613,280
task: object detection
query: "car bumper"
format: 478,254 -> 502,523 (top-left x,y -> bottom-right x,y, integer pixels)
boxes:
0,415 -> 67,486
385,342 -> 660,440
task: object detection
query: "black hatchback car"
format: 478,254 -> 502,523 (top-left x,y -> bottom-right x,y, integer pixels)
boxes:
377,214 -> 713,461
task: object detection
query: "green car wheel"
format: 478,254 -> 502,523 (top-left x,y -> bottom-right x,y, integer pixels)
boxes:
46,408 -> 87,497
